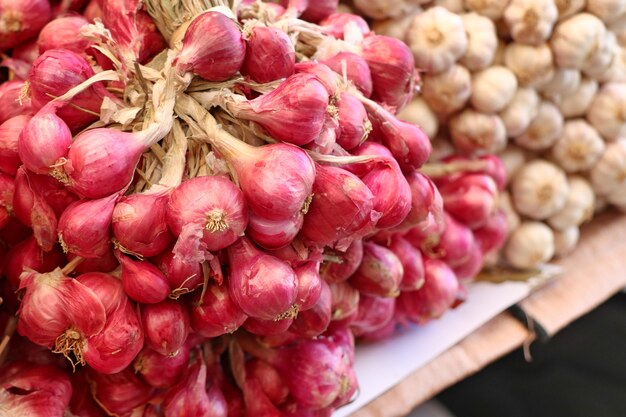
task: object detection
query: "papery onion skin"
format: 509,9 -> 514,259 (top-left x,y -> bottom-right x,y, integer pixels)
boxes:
247,211 -> 303,250
319,13 -> 370,39
323,52 -> 373,97
329,281 -> 360,322
141,300 -> 190,356
112,191 -> 173,258
190,282 -> 248,338
294,61 -> 338,96
151,247 -> 203,296
242,26 -> 295,83
0,0 -> 52,51
349,242 -> 404,297
227,237 -> 298,321
232,73 -> 330,146
167,175 -> 248,253
395,258 -> 460,325
175,11 -> 246,81
292,279 -> 332,338
0,171 -> 14,231
0,115 -> 31,175
320,239 -> 364,284
0,80 -> 34,124
58,194 -> 116,258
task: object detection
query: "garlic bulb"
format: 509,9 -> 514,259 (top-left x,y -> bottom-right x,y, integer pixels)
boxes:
422,64 -> 472,114
504,43 -> 555,88
552,77 -> 598,118
511,159 -> 569,219
503,0 -> 558,45
555,0 -> 586,19
610,13 -> 626,45
431,135 -> 456,161
589,138 -> 626,195
500,88 -> 540,137
493,39 -> 507,65
500,145 -> 528,184
353,0 -> 424,19
514,101 -> 564,150
547,176 -> 595,229
539,68 -> 581,99
434,0 -> 467,13
551,120 -> 605,172
449,109 -> 507,154
595,195 -> 609,213
586,0 -> 626,24
464,0 -> 511,20
470,66 -> 518,113
371,9 -> 422,41
597,47 -> 626,83
583,30 -> 618,78
505,222 -> 555,268
407,6 -> 469,73
553,226 -> 580,257
606,181 -> 626,208
587,82 -> 626,141
551,13 -> 607,69
397,97 -> 439,138
498,191 -> 521,231
460,13 -> 498,70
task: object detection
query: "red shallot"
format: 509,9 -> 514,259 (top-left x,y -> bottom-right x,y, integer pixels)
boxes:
349,241 -> 403,297
0,115 -> 31,175
389,235 -> 425,291
0,0 -> 52,51
322,52 -> 373,97
190,282 -> 248,338
37,15 -> 90,54
242,26 -> 295,83
141,299 -> 190,356
118,253 -> 170,304
320,239 -> 364,284
319,13 -> 370,39
134,344 -> 190,389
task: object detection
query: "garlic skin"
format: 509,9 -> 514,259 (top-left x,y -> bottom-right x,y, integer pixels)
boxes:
504,43 -> 555,88
555,0 -> 587,19
500,145 -> 528,184
551,13 -> 607,69
422,64 -> 472,114
505,221 -> 555,268
353,0 -> 423,19
539,68 -> 581,99
470,66 -> 518,113
589,138 -> 626,196
597,47 -> 626,83
552,77 -> 598,118
553,226 -> 580,257
611,13 -> 626,45
434,0 -> 466,13
587,82 -> 626,141
551,120 -> 605,172
606,181 -> 626,209
514,101 -> 564,150
397,97 -> 439,138
547,176 -> 595,230
430,135 -> 456,161
511,159 -> 569,219
586,0 -> 626,24
500,88 -> 540,137
498,191 -> 521,231
583,30 -> 618,78
464,0 -> 511,20
407,7 -> 468,73
371,9 -> 422,41
504,0 -> 558,45
450,109 -> 507,154
460,13 -> 498,71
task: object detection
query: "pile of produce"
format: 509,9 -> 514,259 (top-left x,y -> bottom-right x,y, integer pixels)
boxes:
0,0 -> 506,415
356,0 -> 626,269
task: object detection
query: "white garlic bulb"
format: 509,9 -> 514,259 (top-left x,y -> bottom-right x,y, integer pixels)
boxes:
470,66 -> 518,113
504,0 -> 558,45
397,97 -> 439,139
589,138 -> 626,195
583,30 -> 618,78
460,13 -> 498,71
450,109 -> 507,154
552,77 -> 598,118
587,82 -> 626,141
553,226 -> 580,257
353,0 -> 423,19
371,9 -> 421,41
554,0 -> 586,19
422,64 -> 472,114
430,135 -> 457,161
551,120 -> 605,172
511,159 -> 569,219
610,13 -> 626,45
547,176 -> 595,229
498,191 -> 522,231
551,13 -> 607,69
586,0 -> 626,24
433,0 -> 466,12
464,0 -> 511,20
504,42 -> 555,88
500,145 -> 528,184
597,47 -> 626,83
605,180 -> 626,209
514,101 -> 564,150
505,222 -> 555,268
539,68 -> 581,99
407,7 -> 468,73
500,88 -> 540,137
